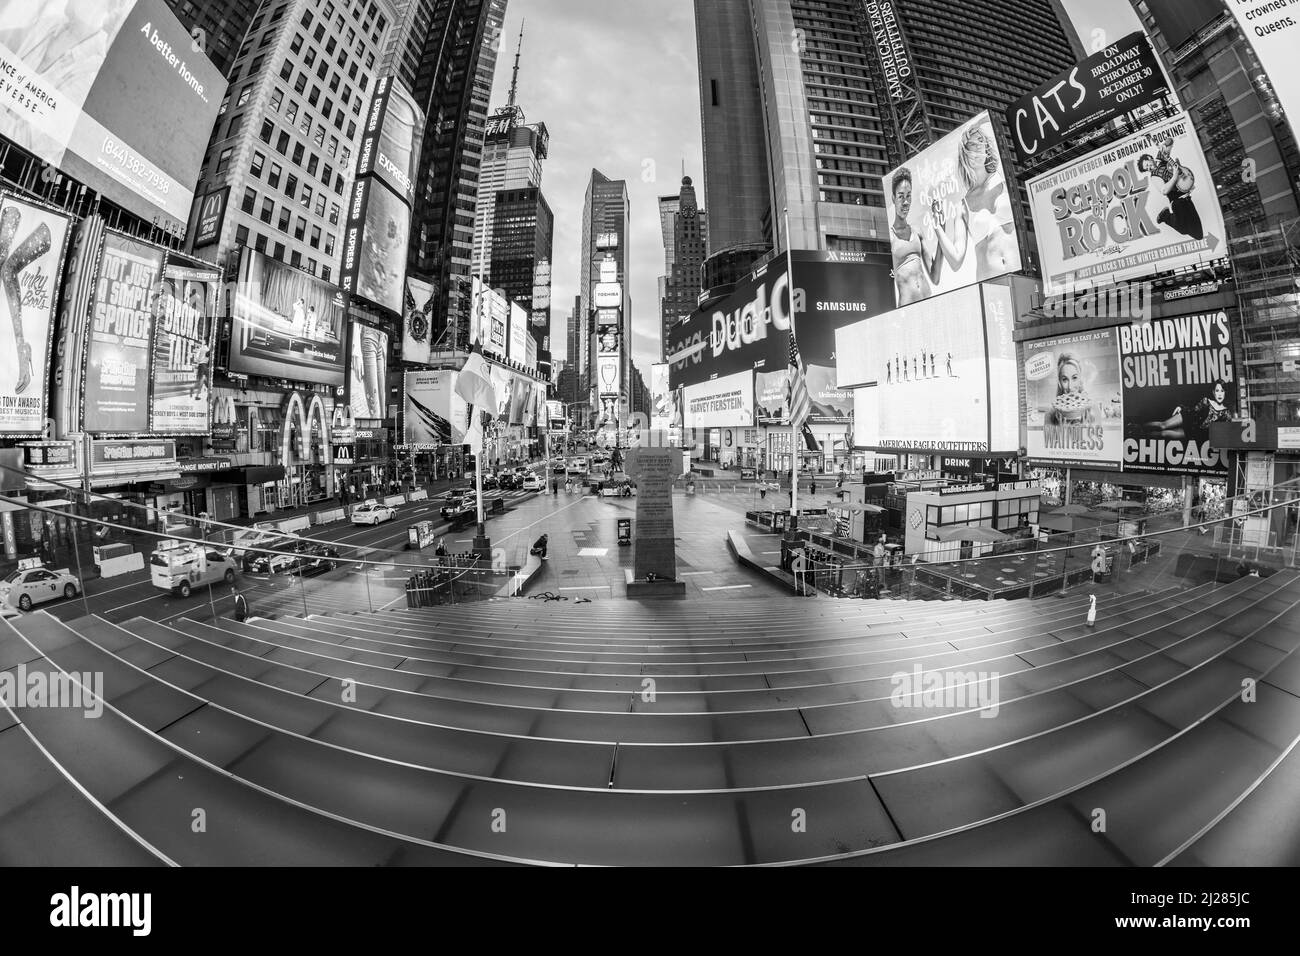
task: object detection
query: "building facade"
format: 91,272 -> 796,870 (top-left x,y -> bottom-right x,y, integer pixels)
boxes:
659,175 -> 708,360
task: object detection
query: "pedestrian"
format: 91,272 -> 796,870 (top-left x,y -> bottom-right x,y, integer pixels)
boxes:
232,588 -> 248,622
809,479 -> 817,498
760,484 -> 767,500
873,536 -> 887,567
552,479 -> 559,495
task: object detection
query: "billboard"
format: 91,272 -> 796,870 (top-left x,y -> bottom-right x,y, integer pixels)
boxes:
508,375 -> 530,425
229,248 -> 346,386
0,194 -> 70,435
1226,3 -> 1300,146
597,320 -> 621,355
594,282 -> 621,308
755,368 -> 790,424
340,176 -> 410,315
403,370 -> 468,447
149,261 -> 217,434
489,365 -> 513,421
0,0 -> 227,235
509,300 -> 528,365
649,363 -> 673,431
1027,111 -> 1227,296
882,111 -> 1022,307
348,322 -> 388,420
1022,327 -> 1125,467
788,251 -> 894,369
355,75 -> 423,207
192,186 -> 228,248
84,233 -> 163,433
1119,312 -> 1235,473
596,354 -> 621,397
683,369 -> 753,429
402,276 -> 435,364
1006,33 -> 1170,162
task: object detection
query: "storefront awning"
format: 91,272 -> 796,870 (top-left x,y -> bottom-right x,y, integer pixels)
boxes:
212,465 -> 287,485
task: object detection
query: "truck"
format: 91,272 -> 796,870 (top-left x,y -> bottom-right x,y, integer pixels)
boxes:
150,540 -> 239,597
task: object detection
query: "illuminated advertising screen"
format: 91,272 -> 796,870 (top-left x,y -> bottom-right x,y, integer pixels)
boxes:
509,300 -> 528,365
348,322 -> 389,420
84,233 -> 163,433
649,363 -> 673,431
355,75 -> 422,207
340,176 -> 410,315
882,111 -> 1022,307
508,375 -> 530,425
489,365 -> 513,421
596,322 -> 621,355
149,261 -> 217,434
596,354 -> 621,397
0,0 -> 227,235
1027,111 -> 1227,296
1022,327 -> 1125,467
229,248 -> 345,386
403,369 -> 468,447
402,276 -> 435,364
683,369 -> 754,429
0,194 -> 70,435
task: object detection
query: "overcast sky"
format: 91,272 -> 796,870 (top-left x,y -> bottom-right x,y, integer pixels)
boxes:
485,0 -> 703,374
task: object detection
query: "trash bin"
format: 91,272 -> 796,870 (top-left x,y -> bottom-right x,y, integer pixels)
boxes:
617,518 -> 632,547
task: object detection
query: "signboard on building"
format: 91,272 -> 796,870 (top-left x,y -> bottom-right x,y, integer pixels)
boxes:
682,369 -> 753,429
150,261 -> 218,435
192,187 -> 228,248
1226,2 -> 1300,148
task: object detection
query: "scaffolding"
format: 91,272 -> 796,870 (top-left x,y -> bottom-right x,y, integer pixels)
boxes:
1229,215 -> 1300,421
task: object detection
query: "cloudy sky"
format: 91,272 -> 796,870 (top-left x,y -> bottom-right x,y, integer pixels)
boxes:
485,0 -> 703,373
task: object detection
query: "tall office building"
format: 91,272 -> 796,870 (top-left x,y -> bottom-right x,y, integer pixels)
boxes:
659,174 -> 708,360
579,170 -> 631,421
164,0 -> 263,78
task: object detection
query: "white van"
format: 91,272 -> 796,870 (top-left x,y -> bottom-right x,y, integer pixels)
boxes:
150,540 -> 238,597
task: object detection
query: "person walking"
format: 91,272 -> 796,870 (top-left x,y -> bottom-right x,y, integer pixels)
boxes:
232,588 -> 249,622
809,478 -> 817,499
873,536 -> 887,567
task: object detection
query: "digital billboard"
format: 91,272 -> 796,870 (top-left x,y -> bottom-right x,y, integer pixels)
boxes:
1006,33 -> 1170,162
489,365 -> 513,421
509,300 -> 528,366
1119,312 -> 1235,474
355,75 -> 423,207
0,0 -> 227,235
649,363 -> 673,431
1022,327 -> 1125,467
0,194 -> 70,435
84,233 -> 163,433
789,250 -> 894,370
229,248 -> 345,386
882,111 -> 1022,307
596,354 -> 621,397
340,176 -> 410,315
1027,111 -> 1227,296
149,261 -> 217,434
403,370 -> 467,447
348,322 -> 388,420
683,369 -> 754,429
402,276 -> 435,364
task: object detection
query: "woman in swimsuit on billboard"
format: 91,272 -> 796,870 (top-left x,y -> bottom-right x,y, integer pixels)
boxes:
956,124 -> 1019,279
890,167 -> 964,305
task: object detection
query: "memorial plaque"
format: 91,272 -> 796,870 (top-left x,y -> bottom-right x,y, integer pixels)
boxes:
624,446 -> 682,582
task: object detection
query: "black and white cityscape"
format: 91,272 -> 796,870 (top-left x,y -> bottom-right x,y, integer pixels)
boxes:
1,0 -> 1299,900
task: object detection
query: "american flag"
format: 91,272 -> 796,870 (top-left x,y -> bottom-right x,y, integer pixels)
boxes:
786,330 -> 812,428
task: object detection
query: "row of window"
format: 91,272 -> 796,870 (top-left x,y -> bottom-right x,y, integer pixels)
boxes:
246,150 -> 343,223
238,186 -> 336,253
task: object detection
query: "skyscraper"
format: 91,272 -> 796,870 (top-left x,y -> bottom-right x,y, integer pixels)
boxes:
580,170 -> 630,422
163,0 -> 263,78
659,175 -> 708,361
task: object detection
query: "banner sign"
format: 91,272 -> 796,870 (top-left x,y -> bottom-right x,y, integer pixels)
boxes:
0,194 -> 70,435
90,439 -> 176,469
150,261 -> 217,434
1027,111 -> 1227,296
192,186 -> 228,248
402,276 -> 435,364
1022,327 -> 1125,467
683,369 -> 754,429
85,233 -> 163,433
354,75 -> 423,207
403,370 -> 468,447
339,176 -> 410,315
348,321 -> 389,420
1006,32 -> 1170,162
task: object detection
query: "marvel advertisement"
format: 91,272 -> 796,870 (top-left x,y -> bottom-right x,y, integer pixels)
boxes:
402,276 -> 435,364
149,261 -> 217,434
0,0 -> 227,235
348,322 -> 388,420
882,111 -> 1022,307
229,248 -> 345,386
84,233 -> 162,433
403,370 -> 467,447
1022,328 -> 1124,467
1119,312 -> 1236,474
1006,32 -> 1170,162
1027,111 -> 1227,296
340,176 -> 409,315
0,194 -> 70,434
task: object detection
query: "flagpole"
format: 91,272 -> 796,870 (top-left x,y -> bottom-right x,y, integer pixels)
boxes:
785,206 -> 798,527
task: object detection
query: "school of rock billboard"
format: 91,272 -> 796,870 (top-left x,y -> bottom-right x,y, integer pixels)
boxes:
0,193 -> 70,435
149,261 -> 218,434
1026,111 -> 1227,296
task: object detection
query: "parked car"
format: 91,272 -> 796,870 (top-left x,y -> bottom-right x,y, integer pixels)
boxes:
481,473 -> 499,490
522,473 -> 544,491
296,544 -> 341,577
351,500 -> 396,525
566,458 -> 589,475
1,560 -> 81,611
149,542 -> 236,598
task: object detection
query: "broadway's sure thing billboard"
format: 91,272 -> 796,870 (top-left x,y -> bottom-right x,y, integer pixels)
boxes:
882,111 -> 1022,307
401,276 -> 435,364
348,322 -> 388,420
1119,312 -> 1236,474
1022,327 -> 1125,467
1027,111 -> 1227,296
340,175 -> 410,315
150,260 -> 217,434
84,233 -> 163,433
1226,2 -> 1300,147
683,369 -> 753,429
0,0 -> 226,236
229,248 -> 345,386
403,370 -> 467,447
1006,32 -> 1170,162
0,194 -> 70,435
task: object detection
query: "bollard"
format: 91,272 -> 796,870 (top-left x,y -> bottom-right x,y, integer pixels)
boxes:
1086,594 -> 1097,628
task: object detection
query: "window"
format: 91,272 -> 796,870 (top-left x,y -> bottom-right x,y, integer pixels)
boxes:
279,58 -> 293,80
364,52 -> 373,69
347,63 -> 357,80
320,162 -> 331,186
260,198 -> 275,223
325,36 -> 337,55
299,184 -> 312,207
314,194 -> 326,216
290,250 -> 302,268
292,142 -> 304,164
259,118 -> 273,143
342,84 -> 352,104
306,154 -> 318,175
323,1 -> 335,19
345,119 -> 356,139
347,27 -> 355,45
258,30 -> 274,49
278,207 -> 290,230
328,203 -> 340,225
241,187 -> 257,214
322,97 -> 333,118
299,114 -> 312,137
334,173 -> 345,195
308,85 -> 320,107
269,87 -> 284,111
320,266 -> 331,283
275,131 -> 290,154
328,74 -> 339,93
215,147 -> 233,173
284,173 -> 297,199
254,233 -> 268,253
313,24 -> 325,42
324,232 -> 335,255
235,224 -> 250,246
350,98 -> 360,116
313,126 -> 325,148
359,73 -> 368,90
250,151 -> 265,177
226,114 -> 243,138
245,56 -> 262,77
340,145 -> 350,167
268,162 -> 282,188
269,3 -> 285,21
294,72 -> 307,94
307,258 -> 317,275
217,94 -> 229,116
290,33 -> 304,54
304,47 -> 316,67
273,242 -> 285,261
301,9 -> 313,27
236,84 -> 253,107
316,60 -> 328,80
327,135 -> 338,157
309,225 -> 321,249
286,100 -> 298,122
294,216 -> 306,240
332,109 -> 343,130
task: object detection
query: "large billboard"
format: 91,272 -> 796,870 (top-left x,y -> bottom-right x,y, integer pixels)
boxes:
84,233 -> 162,433
683,369 -> 753,429
355,75 -> 423,207
149,260 -> 217,434
596,354 -> 621,398
1119,312 -> 1235,474
882,111 -> 1022,307
836,284 -> 1018,454
1006,33 -> 1170,162
402,276 -> 435,364
509,300 -> 528,366
340,176 -> 410,315
1027,111 -> 1227,296
0,194 -> 70,435
348,322 -> 388,420
229,248 -> 345,386
403,370 -> 467,447
1022,327 -> 1125,467
0,0 -> 226,235
649,363 -> 673,431
1226,3 -> 1300,146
